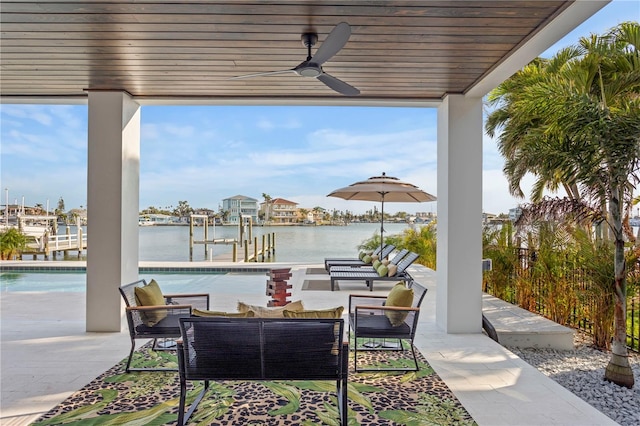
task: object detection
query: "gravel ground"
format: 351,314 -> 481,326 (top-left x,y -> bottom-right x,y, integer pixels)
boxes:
508,333 -> 640,426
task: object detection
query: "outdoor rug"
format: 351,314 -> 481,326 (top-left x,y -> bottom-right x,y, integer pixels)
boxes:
33,343 -> 477,426
305,267 -> 329,275
302,279 -> 336,291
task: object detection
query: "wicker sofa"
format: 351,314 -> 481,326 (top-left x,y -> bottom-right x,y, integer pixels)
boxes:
176,317 -> 349,425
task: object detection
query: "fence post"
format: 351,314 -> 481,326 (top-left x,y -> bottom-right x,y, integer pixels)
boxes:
244,240 -> 249,262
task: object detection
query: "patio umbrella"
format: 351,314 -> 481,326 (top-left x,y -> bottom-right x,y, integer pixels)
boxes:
327,172 -> 436,254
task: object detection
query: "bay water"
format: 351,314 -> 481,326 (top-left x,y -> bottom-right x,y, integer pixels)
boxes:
140,222 -> 412,262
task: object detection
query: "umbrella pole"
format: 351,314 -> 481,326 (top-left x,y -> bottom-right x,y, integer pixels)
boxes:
380,193 -> 385,257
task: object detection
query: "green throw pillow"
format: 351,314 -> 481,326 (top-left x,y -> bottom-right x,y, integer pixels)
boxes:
237,300 -> 304,318
359,251 -> 366,260
283,306 -> 344,319
192,309 -> 255,317
372,259 -> 382,270
385,282 -> 414,326
377,264 -> 389,277
362,254 -> 372,264
134,279 -> 167,326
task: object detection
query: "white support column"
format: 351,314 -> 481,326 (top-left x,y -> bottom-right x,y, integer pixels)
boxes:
86,91 -> 140,332
436,94 -> 483,333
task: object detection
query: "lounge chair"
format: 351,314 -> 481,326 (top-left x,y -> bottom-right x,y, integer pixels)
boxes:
324,244 -> 395,271
329,251 -> 420,291
349,280 -> 428,372
329,248 -> 409,273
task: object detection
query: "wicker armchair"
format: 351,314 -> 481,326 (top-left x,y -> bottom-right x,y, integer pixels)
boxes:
348,280 -> 427,372
119,279 -> 209,372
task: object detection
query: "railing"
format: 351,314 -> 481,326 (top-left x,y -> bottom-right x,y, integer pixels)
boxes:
484,248 -> 639,352
48,231 -> 87,250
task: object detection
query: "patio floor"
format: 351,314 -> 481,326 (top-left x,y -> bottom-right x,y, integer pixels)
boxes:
1,262 -> 616,426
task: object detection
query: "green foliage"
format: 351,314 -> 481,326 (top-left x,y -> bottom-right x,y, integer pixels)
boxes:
572,228 -> 616,348
0,228 -> 27,260
485,22 -> 639,385
482,222 -> 518,302
482,221 -> 640,351
361,222 -> 437,270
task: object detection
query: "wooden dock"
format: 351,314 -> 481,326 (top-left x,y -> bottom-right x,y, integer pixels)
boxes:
23,229 -> 87,259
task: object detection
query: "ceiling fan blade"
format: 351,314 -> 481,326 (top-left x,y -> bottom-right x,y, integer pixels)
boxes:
312,22 -> 351,65
317,73 -> 360,96
229,69 -> 295,80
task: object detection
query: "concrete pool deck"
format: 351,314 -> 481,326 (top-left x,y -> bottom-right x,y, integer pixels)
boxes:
0,261 -> 616,425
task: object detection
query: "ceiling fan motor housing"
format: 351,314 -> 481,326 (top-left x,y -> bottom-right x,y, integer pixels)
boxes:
301,32 -> 318,48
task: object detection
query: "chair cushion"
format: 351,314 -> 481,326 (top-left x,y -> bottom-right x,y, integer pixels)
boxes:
283,306 -> 344,319
237,300 -> 304,318
385,282 -> 414,326
192,309 -> 255,317
134,279 -> 167,326
351,313 -> 411,336
362,254 -> 372,264
134,312 -> 183,335
372,259 -> 381,270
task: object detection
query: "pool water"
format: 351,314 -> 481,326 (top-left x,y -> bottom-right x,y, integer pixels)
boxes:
0,272 -> 267,294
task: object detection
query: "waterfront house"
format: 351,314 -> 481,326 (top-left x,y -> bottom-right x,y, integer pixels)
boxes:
222,195 -> 259,225
138,213 -> 176,226
262,198 -> 298,224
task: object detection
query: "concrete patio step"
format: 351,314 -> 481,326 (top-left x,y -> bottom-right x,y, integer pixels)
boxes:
482,293 -> 575,350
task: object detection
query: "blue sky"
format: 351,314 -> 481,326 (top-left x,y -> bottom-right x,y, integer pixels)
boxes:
1,0 -> 637,215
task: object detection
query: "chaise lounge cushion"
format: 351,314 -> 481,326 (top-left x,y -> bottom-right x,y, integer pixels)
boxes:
237,300 -> 304,318
134,279 -> 167,326
192,309 -> 255,318
385,282 -> 414,326
283,306 -> 344,319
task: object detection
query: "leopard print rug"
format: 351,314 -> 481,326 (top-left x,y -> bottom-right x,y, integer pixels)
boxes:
34,342 -> 477,425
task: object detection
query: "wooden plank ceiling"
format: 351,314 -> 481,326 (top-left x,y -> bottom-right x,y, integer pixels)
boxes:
0,1 -> 572,102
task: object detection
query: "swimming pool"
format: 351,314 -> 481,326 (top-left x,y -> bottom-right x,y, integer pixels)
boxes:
0,271 -> 268,294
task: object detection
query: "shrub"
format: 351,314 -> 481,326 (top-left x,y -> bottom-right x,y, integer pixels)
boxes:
0,228 -> 27,260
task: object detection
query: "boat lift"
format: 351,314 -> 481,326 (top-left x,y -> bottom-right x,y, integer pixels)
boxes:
189,214 -> 275,262
189,214 -> 237,261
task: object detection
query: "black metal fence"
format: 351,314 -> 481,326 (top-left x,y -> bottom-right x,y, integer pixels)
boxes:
484,248 -> 639,352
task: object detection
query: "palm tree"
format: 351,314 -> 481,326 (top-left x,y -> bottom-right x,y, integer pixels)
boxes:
485,22 -> 640,388
262,193 -> 272,224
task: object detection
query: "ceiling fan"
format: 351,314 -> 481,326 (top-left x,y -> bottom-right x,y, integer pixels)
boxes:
230,22 -> 360,96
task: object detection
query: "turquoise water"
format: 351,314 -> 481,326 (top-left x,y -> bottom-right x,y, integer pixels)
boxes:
0,271 -> 267,293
